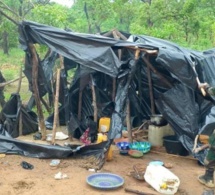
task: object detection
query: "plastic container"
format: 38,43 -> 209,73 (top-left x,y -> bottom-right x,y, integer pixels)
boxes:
99,117 -> 111,133
148,124 -> 174,146
106,145 -> 113,161
97,133 -> 107,143
144,165 -> 180,195
163,135 -> 189,156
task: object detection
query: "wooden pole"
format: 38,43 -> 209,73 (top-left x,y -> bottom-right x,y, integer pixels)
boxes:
16,66 -> 23,94
0,76 -> 25,88
78,78 -> 83,121
19,110 -> 23,136
115,30 -> 128,41
29,43 -> 46,140
142,56 -> 173,88
90,74 -> 98,123
112,78 -> 116,101
51,68 -> 61,145
146,55 -> 155,114
125,188 -> 155,195
126,99 -> 132,143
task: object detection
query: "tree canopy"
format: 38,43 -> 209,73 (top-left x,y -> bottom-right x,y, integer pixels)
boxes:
0,0 -> 215,53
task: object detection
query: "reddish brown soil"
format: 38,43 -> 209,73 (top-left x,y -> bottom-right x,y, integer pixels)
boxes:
0,140 -> 211,195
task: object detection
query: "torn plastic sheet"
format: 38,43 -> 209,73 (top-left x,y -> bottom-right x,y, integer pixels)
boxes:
156,84 -> 213,162
0,93 -> 38,138
0,130 -> 107,159
19,21 -> 121,77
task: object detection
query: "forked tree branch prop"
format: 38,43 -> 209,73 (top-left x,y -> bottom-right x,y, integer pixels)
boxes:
29,43 -> 46,140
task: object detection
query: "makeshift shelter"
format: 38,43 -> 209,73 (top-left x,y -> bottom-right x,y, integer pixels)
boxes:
1,20 -> 215,165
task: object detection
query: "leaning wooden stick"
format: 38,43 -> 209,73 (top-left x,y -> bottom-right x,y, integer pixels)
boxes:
29,43 -> 46,140
192,65 -> 206,96
90,74 -> 98,123
0,76 -> 25,88
51,68 -> 61,145
125,188 -> 155,195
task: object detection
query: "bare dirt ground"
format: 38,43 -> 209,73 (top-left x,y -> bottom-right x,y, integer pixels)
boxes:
0,132 -> 212,195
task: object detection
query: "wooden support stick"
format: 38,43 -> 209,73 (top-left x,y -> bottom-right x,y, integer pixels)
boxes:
78,81 -> 83,121
0,76 -> 25,88
126,46 -> 158,55
51,68 -> 61,145
90,74 -> 98,122
146,55 -> 155,114
126,99 -> 132,143
41,97 -> 51,114
29,43 -> 46,140
115,30 -> 128,41
142,56 -> 173,88
19,110 -> 23,136
16,66 -> 23,94
112,78 -> 116,101
101,30 -> 113,37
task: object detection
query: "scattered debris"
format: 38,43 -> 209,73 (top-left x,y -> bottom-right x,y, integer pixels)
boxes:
164,162 -> 173,169
54,172 -> 68,180
20,161 -> 34,170
124,187 -> 155,195
0,153 -> 6,158
46,132 -> 69,141
33,132 -> 42,140
50,159 -> 60,167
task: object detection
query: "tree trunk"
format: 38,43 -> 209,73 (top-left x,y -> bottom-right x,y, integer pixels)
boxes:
2,31 -> 9,55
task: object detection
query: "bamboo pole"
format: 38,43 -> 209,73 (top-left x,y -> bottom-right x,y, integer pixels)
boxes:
146,55 -> 155,114
29,43 -> 46,140
90,74 -> 98,123
51,68 -> 61,145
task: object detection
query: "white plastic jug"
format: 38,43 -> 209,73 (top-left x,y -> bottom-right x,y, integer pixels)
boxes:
144,165 -> 180,195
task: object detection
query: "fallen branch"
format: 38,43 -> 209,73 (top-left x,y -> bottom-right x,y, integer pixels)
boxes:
125,188 -> 155,195
150,150 -> 196,161
0,76 -> 25,87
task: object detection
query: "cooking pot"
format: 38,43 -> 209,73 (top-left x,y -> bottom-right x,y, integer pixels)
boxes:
150,114 -> 168,126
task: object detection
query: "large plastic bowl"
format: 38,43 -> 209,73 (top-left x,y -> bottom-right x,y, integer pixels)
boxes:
163,135 -> 189,156
129,142 -> 151,154
116,142 -> 130,151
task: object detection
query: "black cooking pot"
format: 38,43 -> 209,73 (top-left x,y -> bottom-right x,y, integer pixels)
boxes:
150,114 -> 168,126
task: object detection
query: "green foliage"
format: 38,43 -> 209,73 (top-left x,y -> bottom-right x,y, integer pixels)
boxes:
0,0 -> 214,51
30,4 -> 70,28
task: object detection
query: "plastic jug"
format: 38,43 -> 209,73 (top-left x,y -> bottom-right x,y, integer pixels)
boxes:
99,117 -> 111,133
144,165 -> 180,195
